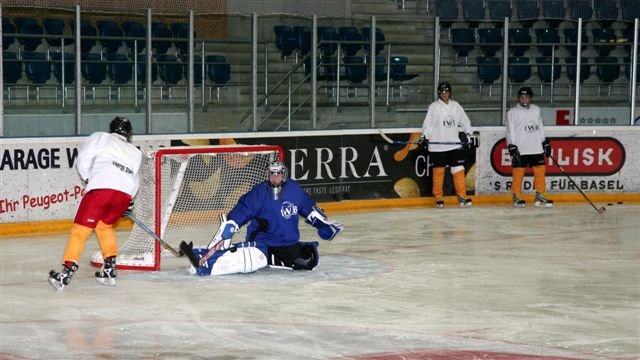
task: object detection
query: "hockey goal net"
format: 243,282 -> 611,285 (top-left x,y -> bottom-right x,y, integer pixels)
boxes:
90,144 -> 283,271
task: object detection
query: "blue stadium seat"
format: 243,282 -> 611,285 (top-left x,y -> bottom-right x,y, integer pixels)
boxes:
81,52 -> 107,84
152,23 -> 173,55
508,56 -> 532,84
70,20 -> 97,53
595,0 -> 618,28
390,56 -> 418,96
181,54 -> 203,84
318,26 -> 338,57
43,18 -> 66,47
274,26 -> 297,58
294,26 -> 311,55
451,28 -> 476,64
107,53 -> 132,84
18,20 -> 44,52
3,51 -> 22,83
123,21 -> 146,53
515,0 -> 540,27
51,52 -> 75,84
369,55 -> 387,82
488,0 -> 512,26
542,0 -> 565,28
97,20 -> 123,54
595,56 -> 620,95
478,28 -> 502,57
535,28 -> 560,56
2,17 -> 16,50
343,56 -> 367,96
565,56 -> 591,93
621,0 -> 640,23
461,0 -> 485,28
509,28 -> 531,56
435,0 -> 459,28
592,28 -> 617,56
536,56 -> 561,82
14,17 -> 38,32
172,23 -> 193,54
157,54 -> 183,84
362,27 -> 385,56
22,51 -> 50,84
564,28 -> 588,56
339,27 -> 362,57
568,0 -> 593,21
135,59 -> 158,83
321,56 -> 338,82
205,55 -> 230,84
476,56 -> 501,96
625,57 -> 640,81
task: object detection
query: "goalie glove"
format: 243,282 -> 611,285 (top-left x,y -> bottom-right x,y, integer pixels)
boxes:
207,214 -> 239,251
305,206 -> 343,241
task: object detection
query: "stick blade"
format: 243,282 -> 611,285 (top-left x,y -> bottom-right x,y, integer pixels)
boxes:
597,207 -> 606,214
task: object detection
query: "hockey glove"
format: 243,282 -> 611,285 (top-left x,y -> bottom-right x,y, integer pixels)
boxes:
305,206 -> 343,241
463,133 -> 479,150
508,144 -> 521,164
416,136 -> 428,149
207,214 -> 239,251
542,139 -> 551,157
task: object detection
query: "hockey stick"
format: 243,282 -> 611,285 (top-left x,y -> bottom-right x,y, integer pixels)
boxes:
126,213 -> 183,257
377,129 -> 463,145
548,154 -> 606,214
198,214 -> 237,267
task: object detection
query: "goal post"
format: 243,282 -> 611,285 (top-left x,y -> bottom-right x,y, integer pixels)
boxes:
90,144 -> 284,271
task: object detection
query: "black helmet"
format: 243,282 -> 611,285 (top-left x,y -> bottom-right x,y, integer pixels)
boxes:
110,116 -> 132,140
517,86 -> 534,97
437,81 -> 452,93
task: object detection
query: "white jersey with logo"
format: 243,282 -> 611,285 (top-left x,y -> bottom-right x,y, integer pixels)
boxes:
76,132 -> 143,197
421,98 -> 473,152
506,103 -> 546,155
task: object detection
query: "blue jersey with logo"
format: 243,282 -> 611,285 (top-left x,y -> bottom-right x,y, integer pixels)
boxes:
227,180 -> 316,247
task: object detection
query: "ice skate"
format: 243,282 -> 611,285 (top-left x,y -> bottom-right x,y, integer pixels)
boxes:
457,196 -> 472,207
95,256 -> 117,286
535,192 -> 554,207
435,199 -> 445,208
513,194 -> 526,208
48,262 -> 79,291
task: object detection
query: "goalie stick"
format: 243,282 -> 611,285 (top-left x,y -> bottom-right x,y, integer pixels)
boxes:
548,154 -> 606,214
197,214 -> 237,267
378,129 -> 463,145
126,213 -> 183,257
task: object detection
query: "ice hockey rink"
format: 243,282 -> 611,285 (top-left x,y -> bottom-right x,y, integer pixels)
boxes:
1,204 -> 639,360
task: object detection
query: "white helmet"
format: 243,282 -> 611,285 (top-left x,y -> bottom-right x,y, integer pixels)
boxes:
267,160 -> 287,199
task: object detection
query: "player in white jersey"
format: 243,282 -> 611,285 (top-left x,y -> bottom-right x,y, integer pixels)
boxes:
48,117 -> 143,290
506,87 -> 553,208
421,81 -> 477,208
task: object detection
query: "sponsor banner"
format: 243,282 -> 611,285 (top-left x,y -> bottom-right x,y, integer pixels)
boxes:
541,107 -> 637,126
476,127 -> 639,194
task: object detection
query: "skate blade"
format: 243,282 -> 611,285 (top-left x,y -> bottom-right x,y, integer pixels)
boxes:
535,202 -> 554,208
514,203 -> 526,208
95,277 -> 116,287
48,276 -> 65,291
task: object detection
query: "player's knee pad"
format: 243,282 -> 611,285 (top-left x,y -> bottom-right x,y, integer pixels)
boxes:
450,165 -> 465,174
207,241 -> 268,276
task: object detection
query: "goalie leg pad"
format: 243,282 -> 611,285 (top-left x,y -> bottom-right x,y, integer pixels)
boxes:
193,242 -> 268,276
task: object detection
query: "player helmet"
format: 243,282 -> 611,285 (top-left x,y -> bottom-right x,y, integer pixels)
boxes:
267,160 -> 287,199
437,81 -> 452,93
110,116 -> 132,140
517,86 -> 534,97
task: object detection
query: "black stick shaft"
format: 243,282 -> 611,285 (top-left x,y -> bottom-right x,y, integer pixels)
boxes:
549,154 -> 605,214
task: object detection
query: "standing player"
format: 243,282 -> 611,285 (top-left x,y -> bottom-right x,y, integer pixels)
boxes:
506,87 -> 553,207
180,160 -> 343,276
421,81 -> 477,208
48,117 -> 143,290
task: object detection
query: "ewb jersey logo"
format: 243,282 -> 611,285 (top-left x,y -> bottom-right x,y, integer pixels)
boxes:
280,201 -> 298,219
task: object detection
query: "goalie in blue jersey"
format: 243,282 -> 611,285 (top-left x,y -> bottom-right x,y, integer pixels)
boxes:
180,160 -> 343,276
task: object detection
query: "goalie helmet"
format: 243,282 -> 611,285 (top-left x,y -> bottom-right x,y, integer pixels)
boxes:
110,116 -> 132,141
267,160 -> 287,199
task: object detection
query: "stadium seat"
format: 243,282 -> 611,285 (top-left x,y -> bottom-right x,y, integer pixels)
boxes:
339,27 -> 362,57
563,27 -> 588,56
451,28 -> 476,64
536,56 -> 561,87
592,28 -> 617,56
535,28 -> 560,56
3,51 -> 22,84
568,0 -> 593,21
390,56 -> 419,96
622,26 -> 639,54
362,27 -> 385,56
18,20 -> 44,52
123,21 -> 146,53
369,55 -> 387,83
621,0 -> 640,23
476,56 -> 501,96
14,17 -> 38,32
435,0 -> 459,28
81,52 -> 107,84
205,55 -> 230,103
273,26 -> 296,58
542,0 -> 565,28
2,17 -> 16,50
508,56 -> 532,85
157,54 -> 183,84
595,56 -> 620,95
152,23 -> 173,55
321,56 -> 339,82
509,28 -> 531,56
107,53 -> 132,84
51,52 -> 75,84
43,18 -> 66,47
478,28 -> 502,57
625,57 -> 640,81
23,51 -> 51,102
461,0 -> 485,28
343,56 -> 367,96
488,0 -> 513,26
97,21 -> 123,54
565,56 -> 591,93
70,20 -> 97,53
515,0 -> 540,28
181,54 -> 203,84
318,26 -> 338,57
172,23 -> 194,54
135,59 -> 158,83
595,0 -> 619,28
294,26 -> 311,55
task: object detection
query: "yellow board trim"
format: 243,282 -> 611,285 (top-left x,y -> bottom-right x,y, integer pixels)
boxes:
2,193 -> 639,237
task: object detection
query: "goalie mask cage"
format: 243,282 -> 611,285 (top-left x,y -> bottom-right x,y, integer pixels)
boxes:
90,145 -> 284,271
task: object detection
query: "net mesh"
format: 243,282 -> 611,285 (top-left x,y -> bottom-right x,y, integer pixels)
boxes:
91,145 -> 282,270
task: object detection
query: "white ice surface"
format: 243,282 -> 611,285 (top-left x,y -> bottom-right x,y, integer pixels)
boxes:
1,204 -> 639,360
